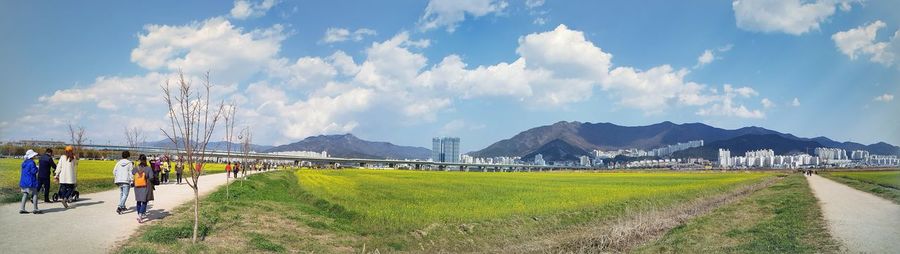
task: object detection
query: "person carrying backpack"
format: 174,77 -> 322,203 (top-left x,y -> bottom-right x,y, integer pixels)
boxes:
37,148 -> 56,203
19,150 -> 41,214
113,151 -> 134,214
132,154 -> 155,223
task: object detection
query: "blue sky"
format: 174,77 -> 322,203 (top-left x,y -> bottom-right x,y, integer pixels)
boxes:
1,0 -> 898,153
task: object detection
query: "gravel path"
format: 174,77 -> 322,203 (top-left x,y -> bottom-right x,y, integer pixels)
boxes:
806,174 -> 900,253
0,171 -> 256,253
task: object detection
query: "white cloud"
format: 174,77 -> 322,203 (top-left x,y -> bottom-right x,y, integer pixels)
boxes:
696,85 -> 765,119
419,0 -> 508,32
874,93 -> 894,102
517,24 -> 612,81
230,0 -> 279,20
38,73 -> 169,111
732,0 -> 858,35
321,28 -> 377,43
832,20 -> 899,66
130,17 -> 286,83
525,0 -> 545,9
354,32 -> 430,91
245,82 -> 373,140
792,97 -> 801,106
697,50 -> 715,67
761,98 -> 776,108
440,119 -> 486,134
268,56 -> 337,87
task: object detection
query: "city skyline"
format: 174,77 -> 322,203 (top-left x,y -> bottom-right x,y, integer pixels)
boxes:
2,0 -> 899,153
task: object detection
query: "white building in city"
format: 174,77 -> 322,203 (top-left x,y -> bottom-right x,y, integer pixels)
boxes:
534,154 -> 546,166
718,149 -> 731,168
579,155 -> 591,167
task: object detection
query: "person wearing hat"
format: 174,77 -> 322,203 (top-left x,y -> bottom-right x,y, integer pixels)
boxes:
56,146 -> 78,208
19,149 -> 41,214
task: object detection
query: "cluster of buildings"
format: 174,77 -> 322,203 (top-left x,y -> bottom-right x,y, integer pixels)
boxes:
460,154 -> 520,165
592,140 -> 703,158
432,137 -> 461,163
718,147 -> 900,169
269,150 -> 328,158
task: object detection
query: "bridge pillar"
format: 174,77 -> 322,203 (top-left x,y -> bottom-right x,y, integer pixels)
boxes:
359,162 -> 366,168
388,163 -> 395,168
415,164 -> 421,170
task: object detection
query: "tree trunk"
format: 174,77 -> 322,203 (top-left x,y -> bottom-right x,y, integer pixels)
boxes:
192,186 -> 199,243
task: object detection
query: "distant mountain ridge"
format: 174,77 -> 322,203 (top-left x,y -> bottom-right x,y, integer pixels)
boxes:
264,134 -> 431,160
470,121 -> 899,162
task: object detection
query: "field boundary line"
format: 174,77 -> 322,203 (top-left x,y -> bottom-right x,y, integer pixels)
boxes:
498,176 -> 781,253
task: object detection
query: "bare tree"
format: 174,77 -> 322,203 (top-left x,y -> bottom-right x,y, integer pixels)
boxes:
239,126 -> 252,179
223,100 -> 237,198
124,126 -> 146,150
160,70 -> 225,244
67,123 -> 86,157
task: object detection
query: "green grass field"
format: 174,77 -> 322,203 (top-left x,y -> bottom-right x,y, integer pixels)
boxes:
635,174 -> 839,253
120,169 -> 774,253
1,158 -> 228,203
823,170 -> 900,204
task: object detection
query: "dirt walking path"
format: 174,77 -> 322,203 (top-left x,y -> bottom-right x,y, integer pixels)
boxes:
0,171 -> 258,254
806,174 -> 900,253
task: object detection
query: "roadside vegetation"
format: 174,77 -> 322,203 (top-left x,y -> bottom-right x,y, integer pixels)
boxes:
119,169 -> 774,253
822,170 -> 900,204
1,158 -> 228,203
634,174 -> 840,253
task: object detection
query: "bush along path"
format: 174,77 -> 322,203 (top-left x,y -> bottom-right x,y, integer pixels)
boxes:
806,174 -> 900,253
0,171 -> 259,254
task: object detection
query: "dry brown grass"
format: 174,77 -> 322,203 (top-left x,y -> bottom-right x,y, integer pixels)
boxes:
496,177 -> 780,253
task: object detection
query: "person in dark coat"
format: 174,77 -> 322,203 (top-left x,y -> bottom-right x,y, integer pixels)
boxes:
132,154 -> 156,223
37,148 -> 56,203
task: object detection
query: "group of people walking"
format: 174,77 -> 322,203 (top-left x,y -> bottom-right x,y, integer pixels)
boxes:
18,148 -> 185,223
18,147 -> 77,214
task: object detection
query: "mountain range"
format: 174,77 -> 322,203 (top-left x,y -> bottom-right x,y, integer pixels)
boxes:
264,134 -> 432,160
141,121 -> 899,162
470,121 -> 899,162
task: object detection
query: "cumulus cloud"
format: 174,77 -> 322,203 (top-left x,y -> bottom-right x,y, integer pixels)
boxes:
732,0 -> 859,35
832,20 -> 899,66
38,73 -> 169,111
525,0 -> 545,9
230,0 -> 279,20
874,93 -> 894,102
130,17 -> 286,83
419,0 -> 508,32
320,28 -> 377,43
761,98 -> 776,108
696,85 -> 765,119
792,97 -> 801,106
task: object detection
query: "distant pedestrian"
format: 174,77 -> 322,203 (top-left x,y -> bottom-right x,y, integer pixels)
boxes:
56,146 -> 78,208
150,158 -> 161,185
133,154 -> 155,223
175,159 -> 184,184
19,150 -> 41,214
113,151 -> 133,214
37,148 -> 57,203
233,162 -> 240,178
225,162 -> 232,179
161,158 -> 170,184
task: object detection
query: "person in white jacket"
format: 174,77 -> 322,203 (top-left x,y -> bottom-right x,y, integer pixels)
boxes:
55,146 -> 78,208
113,151 -> 134,214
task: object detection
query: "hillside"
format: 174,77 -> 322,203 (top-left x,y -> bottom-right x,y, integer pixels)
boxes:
264,134 -> 431,160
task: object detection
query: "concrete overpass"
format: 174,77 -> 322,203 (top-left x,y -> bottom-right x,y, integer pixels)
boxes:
81,144 -> 592,172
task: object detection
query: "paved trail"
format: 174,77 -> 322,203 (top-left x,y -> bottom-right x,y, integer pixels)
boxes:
0,171 -> 257,254
806,174 -> 900,253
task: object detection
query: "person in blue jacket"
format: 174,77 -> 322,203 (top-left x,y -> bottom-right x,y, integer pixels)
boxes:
19,149 -> 41,214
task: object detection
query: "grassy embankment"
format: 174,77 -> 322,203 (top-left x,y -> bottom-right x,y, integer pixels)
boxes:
821,170 -> 900,204
635,174 -> 840,253
1,158 -> 227,203
119,169 -> 773,253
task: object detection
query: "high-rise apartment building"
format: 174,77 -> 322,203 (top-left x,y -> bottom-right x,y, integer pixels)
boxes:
432,137 -> 461,163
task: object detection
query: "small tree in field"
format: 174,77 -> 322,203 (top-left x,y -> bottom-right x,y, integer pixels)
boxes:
223,100 -> 237,198
124,126 -> 146,150
67,123 -> 86,157
160,70 -> 224,243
